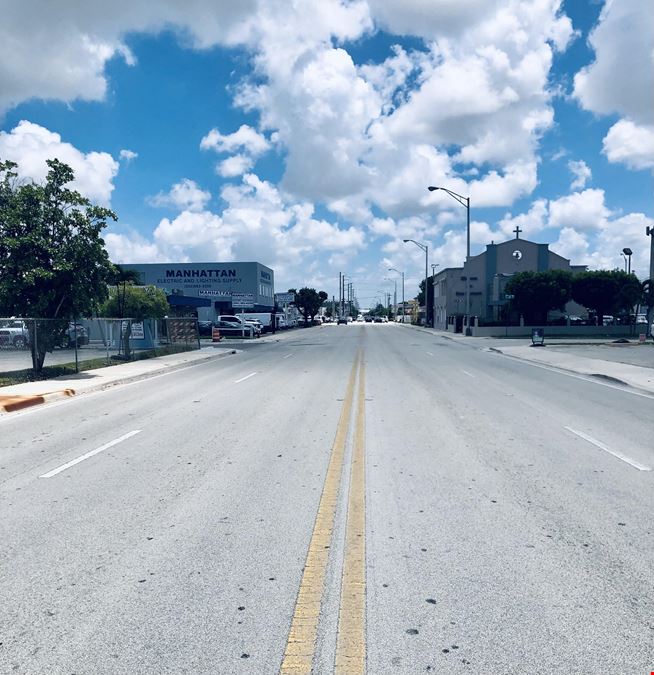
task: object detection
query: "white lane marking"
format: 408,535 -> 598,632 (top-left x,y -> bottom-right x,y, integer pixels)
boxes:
283,353 -> 293,359
489,351 -> 654,400
564,426 -> 652,472
234,372 -> 258,383
461,370 -> 475,378
426,351 -> 434,356
40,430 -> 142,478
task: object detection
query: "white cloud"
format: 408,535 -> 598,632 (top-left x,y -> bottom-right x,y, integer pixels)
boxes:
602,120 -> 654,171
106,171 -> 366,290
0,120 -> 118,204
573,0 -> 654,172
548,188 -> 610,231
217,154 -> 254,178
200,124 -> 270,156
119,149 -> 138,162
568,159 -> 591,190
497,198 -> 549,238
148,178 -> 211,212
0,1 -> 258,114
573,0 -> 653,126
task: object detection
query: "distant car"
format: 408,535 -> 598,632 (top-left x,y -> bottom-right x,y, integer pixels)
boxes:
0,320 -> 29,349
64,323 -> 89,348
374,317 -> 383,323
337,317 -> 348,325
198,320 -> 213,336
364,316 -> 373,323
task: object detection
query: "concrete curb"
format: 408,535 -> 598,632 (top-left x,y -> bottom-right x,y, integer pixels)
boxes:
0,348 -> 237,414
0,389 -> 75,413
490,346 -> 654,395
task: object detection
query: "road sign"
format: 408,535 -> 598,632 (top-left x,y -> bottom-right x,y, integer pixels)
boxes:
275,292 -> 295,304
232,292 -> 255,308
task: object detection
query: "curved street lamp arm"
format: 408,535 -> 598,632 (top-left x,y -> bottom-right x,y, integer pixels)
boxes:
403,238 -> 428,253
428,185 -> 469,209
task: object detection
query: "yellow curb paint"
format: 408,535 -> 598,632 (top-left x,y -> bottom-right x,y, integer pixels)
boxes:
335,357 -> 366,674
280,352 -> 360,674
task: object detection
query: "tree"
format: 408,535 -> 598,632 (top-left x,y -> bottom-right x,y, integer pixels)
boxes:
0,158 -> 116,371
100,284 -> 168,359
417,275 -> 435,324
505,270 -> 573,325
108,264 -> 141,318
295,287 -> 328,324
571,270 -> 642,323
100,284 -> 168,320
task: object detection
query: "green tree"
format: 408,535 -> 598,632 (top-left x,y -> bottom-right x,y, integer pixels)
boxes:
571,270 -> 642,323
295,287 -> 328,324
505,270 -> 573,325
100,285 -> 168,320
100,284 -> 168,359
0,158 -> 116,371
417,275 -> 435,324
108,264 -> 141,318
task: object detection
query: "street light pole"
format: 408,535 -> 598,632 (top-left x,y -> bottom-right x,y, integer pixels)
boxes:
646,227 -> 654,336
388,267 -> 404,323
403,240 -> 429,326
428,185 -> 471,334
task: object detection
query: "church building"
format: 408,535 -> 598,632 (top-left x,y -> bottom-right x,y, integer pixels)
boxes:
432,228 -> 587,331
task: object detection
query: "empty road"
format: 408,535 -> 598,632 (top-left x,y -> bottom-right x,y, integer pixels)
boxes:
1,324 -> 653,674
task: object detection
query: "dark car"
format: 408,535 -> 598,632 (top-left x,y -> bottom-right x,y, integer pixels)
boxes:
198,320 -> 213,336
214,320 -> 255,338
337,316 -> 348,325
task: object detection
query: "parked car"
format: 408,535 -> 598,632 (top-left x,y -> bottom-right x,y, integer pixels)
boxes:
63,322 -> 89,348
337,316 -> 348,325
217,315 -> 261,336
214,320 -> 255,338
198,320 -> 214,336
0,320 -> 29,349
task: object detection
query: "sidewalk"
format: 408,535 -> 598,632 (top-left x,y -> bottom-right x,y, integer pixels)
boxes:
399,323 -> 654,395
0,345 -> 237,414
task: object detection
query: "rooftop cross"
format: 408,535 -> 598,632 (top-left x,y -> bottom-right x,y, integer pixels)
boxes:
513,225 -> 522,239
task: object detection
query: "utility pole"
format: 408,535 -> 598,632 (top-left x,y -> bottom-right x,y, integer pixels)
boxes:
647,227 -> 654,336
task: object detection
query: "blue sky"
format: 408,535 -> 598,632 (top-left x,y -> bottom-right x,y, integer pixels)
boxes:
1,0 -> 652,307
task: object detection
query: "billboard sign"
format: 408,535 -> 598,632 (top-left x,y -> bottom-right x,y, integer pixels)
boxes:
275,292 -> 295,304
232,292 -> 255,308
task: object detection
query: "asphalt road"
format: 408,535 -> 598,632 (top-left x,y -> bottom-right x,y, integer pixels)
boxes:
1,324 -> 653,674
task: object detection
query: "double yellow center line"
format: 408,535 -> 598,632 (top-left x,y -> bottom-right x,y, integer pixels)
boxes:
280,350 -> 367,674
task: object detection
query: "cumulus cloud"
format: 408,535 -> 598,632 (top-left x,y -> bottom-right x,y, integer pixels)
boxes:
0,0 -> 258,114
602,120 -> 654,171
573,0 -> 654,171
0,120 -> 118,204
568,159 -> 591,190
148,178 -> 211,212
200,124 -> 270,156
216,154 -> 254,178
107,172 -> 366,289
548,188 -> 610,231
119,149 -> 138,162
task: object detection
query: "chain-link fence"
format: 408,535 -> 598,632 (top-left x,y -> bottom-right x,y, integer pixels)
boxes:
0,317 -> 199,381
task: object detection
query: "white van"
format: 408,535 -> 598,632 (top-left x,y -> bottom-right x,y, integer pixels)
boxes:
240,312 -> 285,332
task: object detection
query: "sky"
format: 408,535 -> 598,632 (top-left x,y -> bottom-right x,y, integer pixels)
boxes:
0,0 -> 652,308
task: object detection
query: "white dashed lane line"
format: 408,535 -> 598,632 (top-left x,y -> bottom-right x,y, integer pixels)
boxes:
40,430 -> 142,478
234,372 -> 258,384
564,426 -> 652,472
